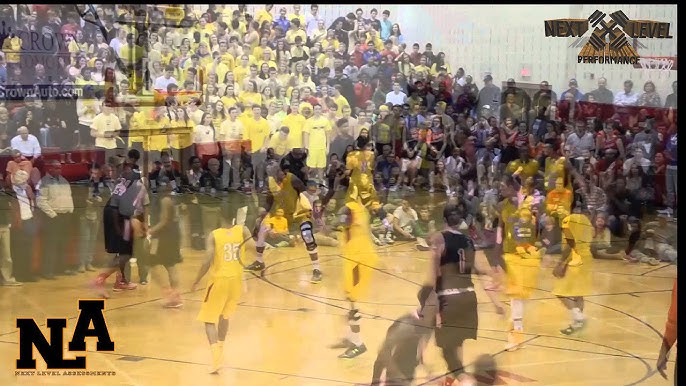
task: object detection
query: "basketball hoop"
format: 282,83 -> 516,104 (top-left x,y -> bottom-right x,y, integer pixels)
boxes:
634,56 -> 676,77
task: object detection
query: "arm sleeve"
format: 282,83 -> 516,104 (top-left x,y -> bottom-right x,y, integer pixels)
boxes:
663,279 -> 677,349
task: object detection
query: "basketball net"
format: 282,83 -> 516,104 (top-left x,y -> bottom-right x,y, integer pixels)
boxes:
636,56 -> 676,80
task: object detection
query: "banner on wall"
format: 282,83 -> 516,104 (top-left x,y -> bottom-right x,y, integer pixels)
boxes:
544,10 -> 673,66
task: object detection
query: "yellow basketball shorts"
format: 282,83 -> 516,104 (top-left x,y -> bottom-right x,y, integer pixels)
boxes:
197,277 -> 243,323
503,253 -> 541,299
306,148 -> 327,169
343,257 -> 374,303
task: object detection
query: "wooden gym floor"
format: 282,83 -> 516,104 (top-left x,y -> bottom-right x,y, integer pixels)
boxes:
0,241 -> 677,385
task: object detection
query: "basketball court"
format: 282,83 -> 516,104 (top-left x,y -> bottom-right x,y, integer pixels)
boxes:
0,240 -> 676,386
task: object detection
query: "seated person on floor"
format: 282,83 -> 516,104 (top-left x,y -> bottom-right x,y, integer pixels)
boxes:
370,201 -> 394,246
392,199 -> 418,241
264,208 -> 296,248
590,212 -> 626,260
623,217 -> 660,266
414,205 -> 436,251
641,215 -> 677,263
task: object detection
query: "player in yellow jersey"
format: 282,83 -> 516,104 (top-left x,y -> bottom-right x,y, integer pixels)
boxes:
244,163 -> 323,283
330,186 -> 379,359
345,136 -> 378,208
504,204 -> 545,351
542,139 -> 580,193
553,202 -> 593,336
495,175 -> 534,350
191,205 -> 254,374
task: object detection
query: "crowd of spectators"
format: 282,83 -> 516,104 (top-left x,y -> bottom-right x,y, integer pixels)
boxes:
0,4 -> 678,287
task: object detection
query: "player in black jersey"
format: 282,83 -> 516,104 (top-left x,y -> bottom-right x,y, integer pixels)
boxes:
429,202 -> 505,386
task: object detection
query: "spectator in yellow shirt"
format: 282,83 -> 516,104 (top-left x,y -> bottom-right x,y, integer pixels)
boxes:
217,40 -> 236,70
205,52 -> 230,88
269,126 -> 295,158
90,103 -> 122,160
255,5 -> 275,25
233,55 -> 251,84
281,100 -> 306,148
286,19 -> 307,45
331,85 -> 350,114
507,148 -> 541,183
303,104 -> 333,182
120,33 -> 145,67
239,80 -> 263,113
244,105 -> 271,191
288,5 -> 306,27
265,208 -> 295,248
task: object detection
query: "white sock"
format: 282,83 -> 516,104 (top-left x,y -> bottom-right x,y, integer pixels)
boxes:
348,331 -> 362,346
571,307 -> 584,323
511,299 -> 524,331
311,259 -> 320,271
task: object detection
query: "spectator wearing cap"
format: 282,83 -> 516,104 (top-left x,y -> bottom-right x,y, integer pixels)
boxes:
36,160 -> 75,279
560,78 -> 584,102
477,74 -> 501,115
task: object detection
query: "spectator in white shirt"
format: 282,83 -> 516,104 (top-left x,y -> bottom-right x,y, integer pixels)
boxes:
392,199 -> 419,240
614,79 -> 639,106
305,4 -> 322,36
564,121 -> 595,159
219,106 -> 244,190
622,147 -> 652,176
154,65 -> 178,91
109,28 -> 127,56
385,81 -> 408,105
454,68 -> 467,87
10,126 -> 41,158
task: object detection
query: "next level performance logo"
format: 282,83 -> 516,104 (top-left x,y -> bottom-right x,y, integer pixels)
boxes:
544,10 -> 673,65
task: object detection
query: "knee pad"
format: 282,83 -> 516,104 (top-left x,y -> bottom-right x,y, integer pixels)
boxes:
300,221 -> 317,251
